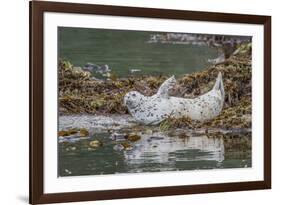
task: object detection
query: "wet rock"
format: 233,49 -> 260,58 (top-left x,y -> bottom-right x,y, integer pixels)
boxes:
83,63 -> 111,74
79,128 -> 89,137
126,134 -> 141,142
121,142 -> 133,151
58,127 -> 91,143
113,142 -> 133,151
58,130 -> 69,137
58,128 -> 79,137
110,132 -> 127,141
89,140 -> 103,148
68,128 -> 79,135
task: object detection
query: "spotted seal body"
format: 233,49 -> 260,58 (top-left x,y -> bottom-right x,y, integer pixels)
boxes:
124,72 -> 224,125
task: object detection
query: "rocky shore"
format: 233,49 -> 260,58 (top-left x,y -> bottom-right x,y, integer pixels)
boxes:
59,43 -> 251,130
148,33 -> 251,47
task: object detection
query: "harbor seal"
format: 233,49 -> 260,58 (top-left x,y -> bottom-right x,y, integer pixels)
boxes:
124,72 -> 225,125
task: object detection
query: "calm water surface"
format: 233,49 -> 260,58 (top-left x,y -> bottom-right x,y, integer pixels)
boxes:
58,115 -> 251,177
58,27 -> 218,77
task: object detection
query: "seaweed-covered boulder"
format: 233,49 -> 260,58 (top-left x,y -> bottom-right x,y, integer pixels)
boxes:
58,43 -> 251,129
89,140 -> 103,148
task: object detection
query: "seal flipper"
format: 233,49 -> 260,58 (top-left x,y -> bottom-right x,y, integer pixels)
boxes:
213,72 -> 225,100
156,75 -> 176,98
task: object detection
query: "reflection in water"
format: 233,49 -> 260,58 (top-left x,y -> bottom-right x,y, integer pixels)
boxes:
58,114 -> 251,176
124,134 -> 224,165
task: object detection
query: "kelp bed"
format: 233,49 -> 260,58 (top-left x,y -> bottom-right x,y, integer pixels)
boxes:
59,44 -> 252,130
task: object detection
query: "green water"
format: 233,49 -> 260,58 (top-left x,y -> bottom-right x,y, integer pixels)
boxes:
58,27 -> 218,77
59,132 -> 251,176
58,115 -> 251,177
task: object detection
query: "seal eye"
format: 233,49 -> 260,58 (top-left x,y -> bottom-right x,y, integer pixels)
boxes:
132,93 -> 136,97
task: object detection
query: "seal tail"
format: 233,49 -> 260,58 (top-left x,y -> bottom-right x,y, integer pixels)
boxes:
213,72 -> 225,99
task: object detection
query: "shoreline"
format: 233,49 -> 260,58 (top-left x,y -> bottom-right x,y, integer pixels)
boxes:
58,43 -> 252,130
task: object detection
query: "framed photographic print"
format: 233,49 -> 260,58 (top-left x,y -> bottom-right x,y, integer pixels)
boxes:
30,1 -> 271,204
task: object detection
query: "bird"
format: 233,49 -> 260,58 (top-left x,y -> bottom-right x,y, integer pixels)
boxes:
124,72 -> 224,125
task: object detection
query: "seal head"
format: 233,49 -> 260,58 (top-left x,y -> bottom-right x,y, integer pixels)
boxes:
124,91 -> 144,110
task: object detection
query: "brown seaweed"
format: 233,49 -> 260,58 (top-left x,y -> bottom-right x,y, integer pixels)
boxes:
58,43 -> 252,129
